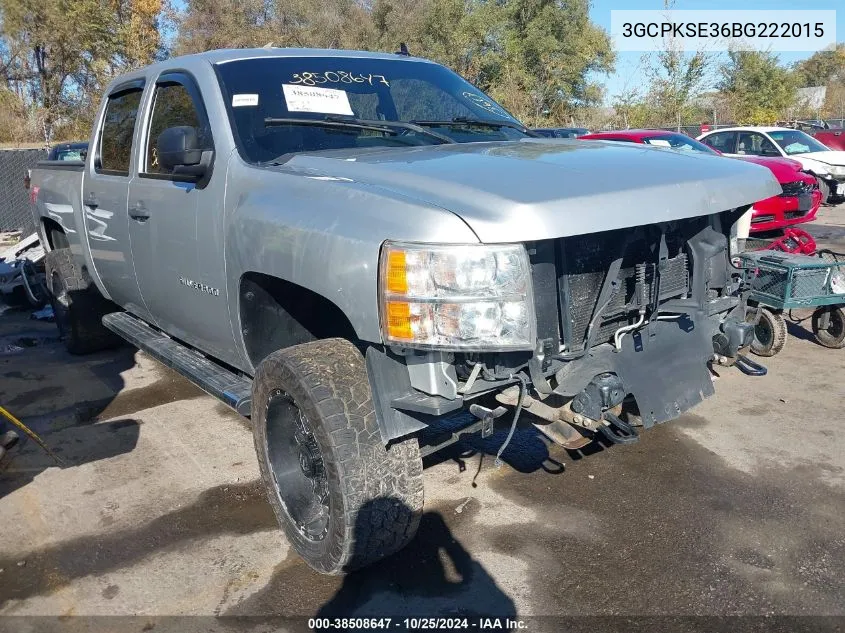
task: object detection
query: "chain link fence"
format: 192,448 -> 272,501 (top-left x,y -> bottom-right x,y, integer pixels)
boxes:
0,148 -> 47,236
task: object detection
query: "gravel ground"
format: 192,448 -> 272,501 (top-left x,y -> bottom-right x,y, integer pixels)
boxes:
0,205 -> 843,631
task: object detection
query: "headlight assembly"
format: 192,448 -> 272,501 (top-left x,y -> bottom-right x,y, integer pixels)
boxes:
379,242 -> 535,350
825,164 -> 845,178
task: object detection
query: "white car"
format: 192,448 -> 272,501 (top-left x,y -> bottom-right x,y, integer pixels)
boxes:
697,126 -> 845,202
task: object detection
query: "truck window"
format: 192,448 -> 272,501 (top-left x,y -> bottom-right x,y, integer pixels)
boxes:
737,132 -> 780,157
700,131 -> 736,153
389,78 -> 477,121
145,81 -> 212,174
98,88 -> 144,174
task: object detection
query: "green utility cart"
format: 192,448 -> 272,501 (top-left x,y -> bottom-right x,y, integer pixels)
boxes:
740,250 -> 845,356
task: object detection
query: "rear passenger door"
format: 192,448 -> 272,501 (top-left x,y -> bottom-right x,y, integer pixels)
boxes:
127,72 -> 235,362
82,82 -> 153,321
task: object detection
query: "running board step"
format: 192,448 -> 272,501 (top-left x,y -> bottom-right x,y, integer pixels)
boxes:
102,312 -> 252,416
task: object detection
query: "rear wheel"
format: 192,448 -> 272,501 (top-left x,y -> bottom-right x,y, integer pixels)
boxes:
45,247 -> 121,354
251,338 -> 424,574
750,307 -> 787,357
812,305 -> 845,349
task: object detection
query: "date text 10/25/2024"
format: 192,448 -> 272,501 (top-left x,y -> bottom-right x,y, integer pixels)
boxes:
308,617 -> 529,630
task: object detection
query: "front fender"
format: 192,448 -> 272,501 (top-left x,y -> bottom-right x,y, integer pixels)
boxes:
223,158 -> 479,369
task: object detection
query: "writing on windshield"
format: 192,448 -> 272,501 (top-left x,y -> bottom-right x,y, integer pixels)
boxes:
216,56 -> 526,163
290,71 -> 390,87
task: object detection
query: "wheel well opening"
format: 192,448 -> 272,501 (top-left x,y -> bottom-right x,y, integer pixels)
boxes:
239,272 -> 359,368
42,218 -> 64,249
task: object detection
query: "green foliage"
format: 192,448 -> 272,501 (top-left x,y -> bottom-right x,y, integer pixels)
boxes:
718,50 -> 797,125
494,0 -> 615,124
0,0 -> 165,142
793,44 -> 845,88
643,46 -> 712,125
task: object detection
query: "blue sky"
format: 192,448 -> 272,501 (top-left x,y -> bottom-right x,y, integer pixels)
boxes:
590,0 -> 844,103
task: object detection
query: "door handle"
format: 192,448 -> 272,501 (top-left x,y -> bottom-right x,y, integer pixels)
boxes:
84,193 -> 98,209
129,202 -> 150,221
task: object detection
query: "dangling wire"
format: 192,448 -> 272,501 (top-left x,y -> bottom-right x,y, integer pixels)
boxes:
495,374 -> 528,468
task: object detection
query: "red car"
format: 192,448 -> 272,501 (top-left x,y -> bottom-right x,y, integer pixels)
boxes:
814,129 -> 845,151
579,130 -> 822,233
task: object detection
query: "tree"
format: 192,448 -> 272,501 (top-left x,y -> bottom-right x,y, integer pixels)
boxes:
611,86 -> 651,129
492,0 -> 614,125
718,50 -> 796,125
793,44 -> 845,88
175,0 -> 376,55
0,0 -> 166,142
641,45 -> 712,127
372,0 -> 499,84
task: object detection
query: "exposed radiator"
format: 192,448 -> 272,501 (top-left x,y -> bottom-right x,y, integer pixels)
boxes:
559,233 -> 690,351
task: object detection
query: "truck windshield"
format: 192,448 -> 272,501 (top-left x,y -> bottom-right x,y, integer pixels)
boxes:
215,56 -> 528,163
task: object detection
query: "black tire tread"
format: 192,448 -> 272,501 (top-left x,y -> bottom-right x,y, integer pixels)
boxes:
44,247 -> 120,355
750,308 -> 787,357
812,306 -> 845,349
252,338 -> 423,574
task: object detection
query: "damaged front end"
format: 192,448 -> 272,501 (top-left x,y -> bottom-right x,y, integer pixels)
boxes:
367,209 -> 761,452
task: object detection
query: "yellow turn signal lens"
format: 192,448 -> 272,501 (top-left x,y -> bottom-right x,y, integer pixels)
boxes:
385,301 -> 413,340
386,250 -> 408,295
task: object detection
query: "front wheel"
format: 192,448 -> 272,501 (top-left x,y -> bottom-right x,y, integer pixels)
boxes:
251,338 -> 424,574
812,305 -> 845,349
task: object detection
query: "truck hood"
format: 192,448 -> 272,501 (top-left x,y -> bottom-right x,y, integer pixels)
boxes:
273,139 -> 781,243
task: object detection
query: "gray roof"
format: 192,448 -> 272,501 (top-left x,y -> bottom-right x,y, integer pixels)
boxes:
175,47 -> 434,66
105,47 -> 436,91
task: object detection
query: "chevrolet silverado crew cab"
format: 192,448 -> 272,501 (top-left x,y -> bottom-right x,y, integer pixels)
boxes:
30,48 -> 779,574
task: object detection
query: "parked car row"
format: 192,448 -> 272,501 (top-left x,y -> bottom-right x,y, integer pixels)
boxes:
531,127 -> 590,138
578,129 -> 823,233
532,123 -> 844,205
696,127 -> 845,204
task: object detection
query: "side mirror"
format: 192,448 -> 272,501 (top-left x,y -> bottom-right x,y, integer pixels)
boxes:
156,126 -> 213,180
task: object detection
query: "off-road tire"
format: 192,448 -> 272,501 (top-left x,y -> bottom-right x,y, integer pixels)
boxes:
750,307 -> 787,357
44,247 -> 121,355
251,338 -> 424,574
812,305 -> 845,349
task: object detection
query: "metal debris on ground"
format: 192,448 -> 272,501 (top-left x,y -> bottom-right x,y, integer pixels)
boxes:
0,232 -> 45,308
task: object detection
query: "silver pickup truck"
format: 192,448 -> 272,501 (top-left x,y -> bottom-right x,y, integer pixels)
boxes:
30,47 -> 779,574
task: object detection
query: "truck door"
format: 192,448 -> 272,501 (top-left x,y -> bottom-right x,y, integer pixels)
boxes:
127,72 -> 237,364
82,81 -> 153,321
